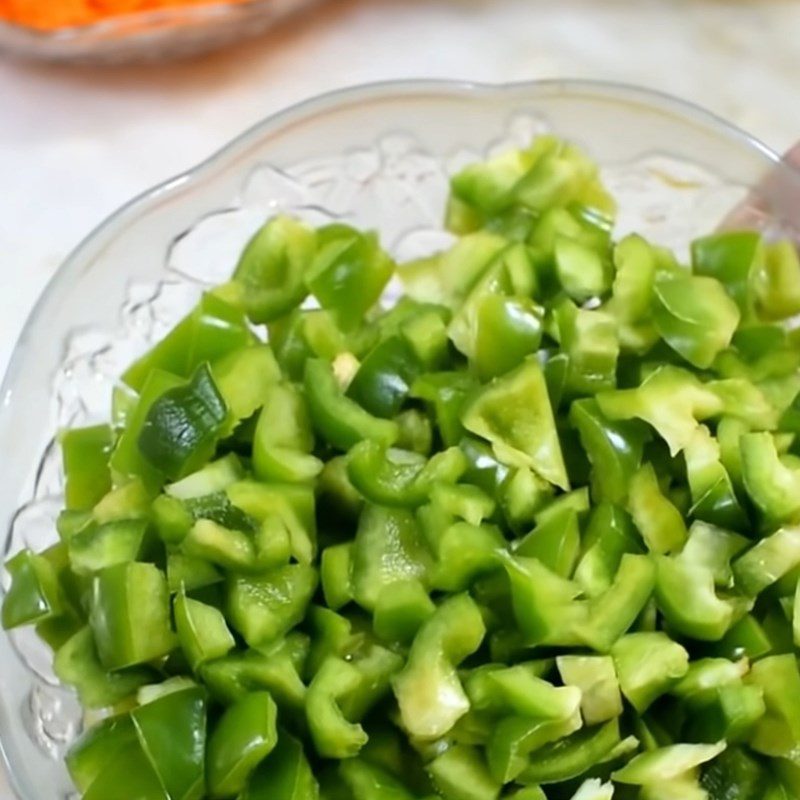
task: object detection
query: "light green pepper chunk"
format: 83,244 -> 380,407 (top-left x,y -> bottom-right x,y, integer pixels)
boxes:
462,357 -> 569,489
392,593 -> 485,740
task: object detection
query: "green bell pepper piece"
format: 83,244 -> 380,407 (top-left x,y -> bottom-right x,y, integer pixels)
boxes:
597,365 -> 722,455
401,232 -> 507,308
111,370 -> 184,486
652,271 -> 740,369
123,292 -> 254,392
395,409 -> 434,456
499,552 -> 583,646
66,714 -> 139,793
466,664 -> 581,720
411,372 -> 477,447
228,215 -> 316,324
429,521 -> 504,592
207,691 -> 277,797
131,685 -> 207,800
306,656 -> 369,758
627,463 -> 687,554
347,442 -> 467,508
210,344 -> 281,430
746,654 -> 800,757
699,745 -> 767,800
252,382 -> 323,483
269,307 -> 351,382
351,504 -> 432,611
2,548 -> 65,629
320,542 -> 354,611
430,482 -> 496,527
165,453 -> 245,501
570,398 -> 648,505
567,780 -> 614,800
514,507 -> 581,578
226,480 -> 316,565
67,518 -> 150,576
682,425 -> 746,530
462,357 -> 569,489
400,306 -> 451,371
554,236 -> 611,302
81,737 -> 167,800
500,466 -> 554,532
612,741 -> 725,785
338,758 -> 419,800
517,719 -> 623,785
511,137 -> 615,217
671,657 -> 748,706
605,233 -> 661,353
89,562 -> 176,670
686,682 -> 766,743
167,553 -> 222,593
573,554 -> 656,652
733,525 -> 800,596
54,626 -> 155,709
654,556 -> 736,641
707,613 -> 772,661
201,641 -> 307,712
486,713 -> 583,784
181,518 -> 256,571
612,632 -> 689,712
60,424 -> 113,511
554,300 -> 619,397
392,593 -> 485,740
740,432 -> 800,524
427,744 -> 501,800
556,655 -> 623,725
305,224 -> 394,330
679,521 -> 748,590
347,336 -> 424,418
174,589 -> 235,671
138,363 -> 229,482
304,358 -> 399,451
241,732 -> 319,800
470,294 -> 544,381
373,579 -> 435,643
226,564 -> 317,648
573,503 -> 641,598
754,239 -> 800,320
691,230 -> 763,316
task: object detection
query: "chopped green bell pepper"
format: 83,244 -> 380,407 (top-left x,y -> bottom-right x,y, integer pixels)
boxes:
462,357 -> 569,489
392,593 -> 485,740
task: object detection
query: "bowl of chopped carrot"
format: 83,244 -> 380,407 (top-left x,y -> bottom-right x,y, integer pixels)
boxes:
0,0 -> 318,63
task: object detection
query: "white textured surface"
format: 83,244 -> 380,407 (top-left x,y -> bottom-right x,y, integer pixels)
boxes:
0,0 -> 798,796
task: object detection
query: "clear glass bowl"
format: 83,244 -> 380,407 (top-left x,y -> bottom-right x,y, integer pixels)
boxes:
0,0 -> 318,64
2,79 -> 800,799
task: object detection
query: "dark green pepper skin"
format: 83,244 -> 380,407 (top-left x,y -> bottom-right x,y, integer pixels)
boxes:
131,686 -> 208,800
348,336 -> 424,419
206,691 -> 278,797
138,363 -> 229,482
240,732 -> 320,799
570,398 -> 648,505
304,359 -> 399,451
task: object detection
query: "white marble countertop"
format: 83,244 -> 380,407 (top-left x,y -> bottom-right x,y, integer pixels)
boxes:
0,0 -> 798,795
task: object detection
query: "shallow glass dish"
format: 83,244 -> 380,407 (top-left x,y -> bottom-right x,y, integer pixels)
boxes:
0,0 -> 318,64
1,79 -> 800,799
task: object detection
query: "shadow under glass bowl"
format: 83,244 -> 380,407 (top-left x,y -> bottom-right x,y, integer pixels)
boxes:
0,0 -> 318,64
2,78 -> 800,799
